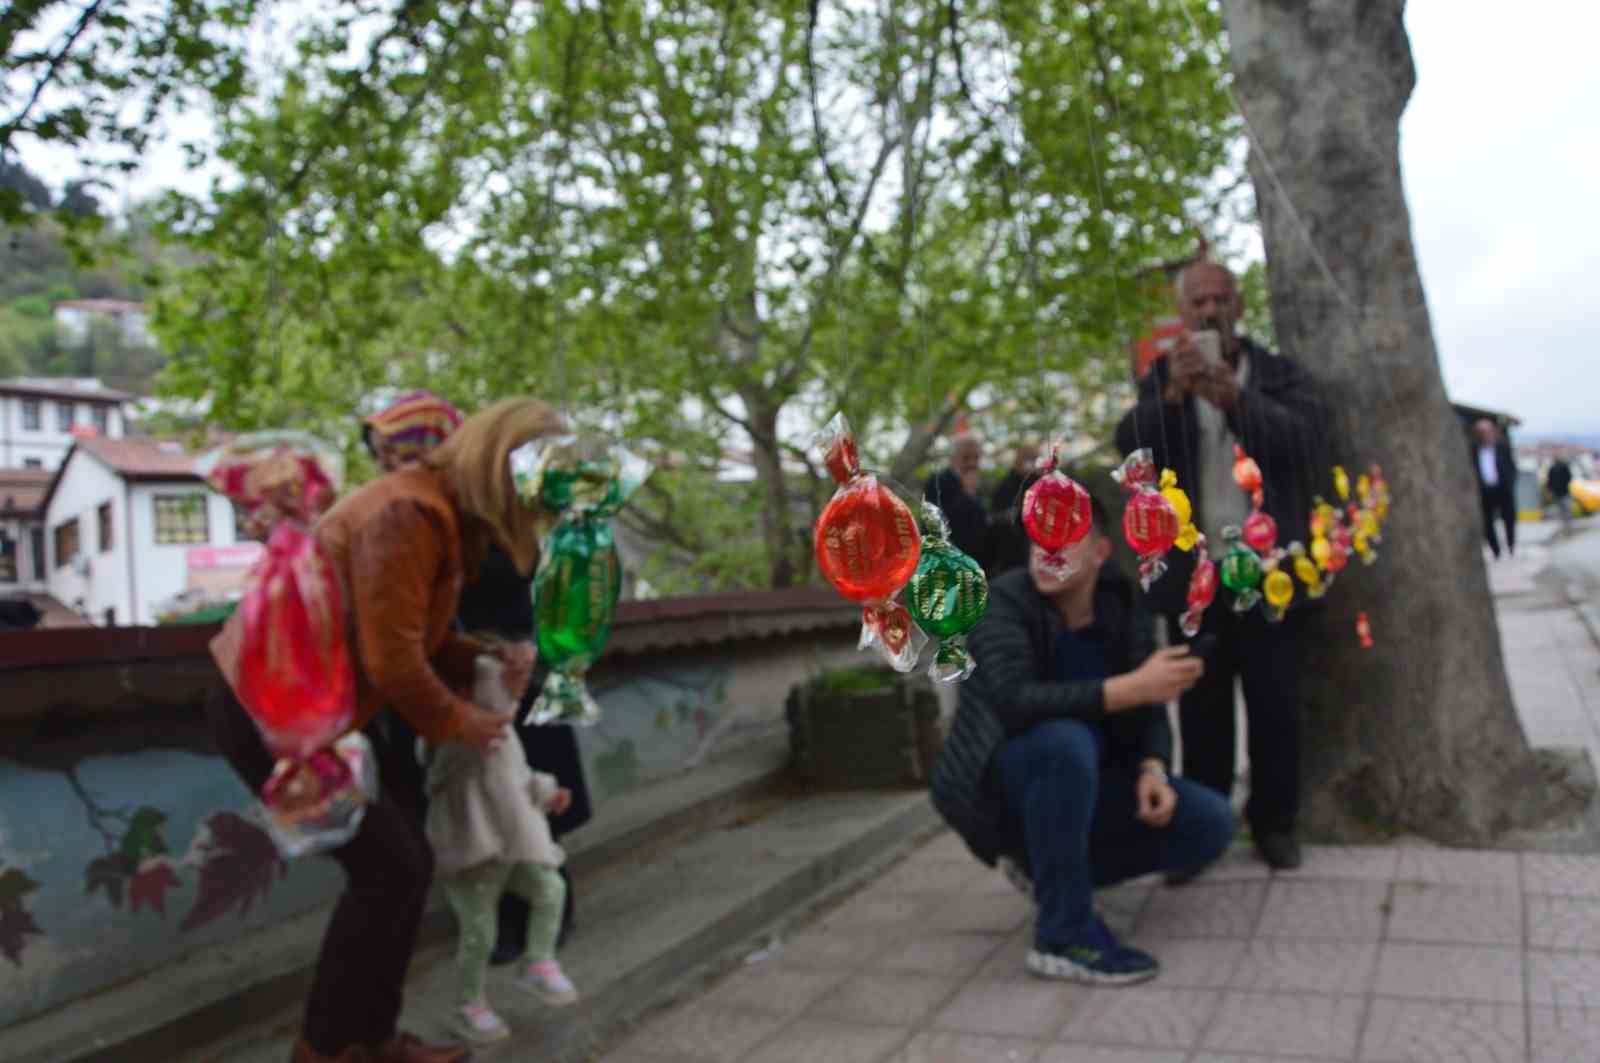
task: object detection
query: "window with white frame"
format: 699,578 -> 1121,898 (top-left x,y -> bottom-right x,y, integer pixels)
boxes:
56,401 -> 75,432
53,517 -> 80,569
21,400 -> 41,431
152,495 -> 210,545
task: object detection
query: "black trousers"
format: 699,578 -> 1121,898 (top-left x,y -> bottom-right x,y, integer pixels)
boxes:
1175,604 -> 1303,836
204,684 -> 433,1055
1481,485 -> 1517,557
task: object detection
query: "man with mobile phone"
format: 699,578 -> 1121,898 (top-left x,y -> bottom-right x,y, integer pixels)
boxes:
1114,260 -> 1328,876
930,496 -> 1234,985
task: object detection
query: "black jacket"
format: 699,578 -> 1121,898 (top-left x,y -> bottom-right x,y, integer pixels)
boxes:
929,565 -> 1169,866
1548,460 -> 1573,498
925,469 -> 989,567
1113,338 -> 1328,616
1470,436 -> 1518,497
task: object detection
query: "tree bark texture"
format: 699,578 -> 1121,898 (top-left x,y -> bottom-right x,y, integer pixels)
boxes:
1224,0 -> 1591,842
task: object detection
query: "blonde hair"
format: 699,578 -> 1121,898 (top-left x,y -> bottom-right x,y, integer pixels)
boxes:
425,398 -> 567,577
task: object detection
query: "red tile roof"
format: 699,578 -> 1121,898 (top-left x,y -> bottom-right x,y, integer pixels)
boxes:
0,378 -> 132,403
76,436 -> 200,480
0,468 -> 52,517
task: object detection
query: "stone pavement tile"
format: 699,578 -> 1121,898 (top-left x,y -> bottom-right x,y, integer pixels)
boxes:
1527,951 -> 1600,1008
1192,1057 -> 1346,1063
1137,880 -> 1268,939
1054,985 -> 1221,1051
1358,999 -> 1525,1063
1529,1005 -> 1600,1063
1388,884 -> 1523,946
923,891 -> 1032,935
1298,845 -> 1401,882
873,859 -> 988,896
780,927 -> 898,971
1124,936 -> 1245,988
604,1003 -> 791,1063
1523,853 -> 1600,898
890,1031 -> 1045,1063
743,1018 -> 909,1063
919,831 -> 973,862
808,972 -> 963,1028
1393,849 -> 1522,892
975,928 -> 1034,981
1202,991 -> 1365,1059
1100,885 -> 1153,938
823,893 -> 932,933
699,964 -> 852,1018
969,867 -> 1031,898
931,979 -> 1084,1040
1528,895 -> 1600,952
1257,880 -> 1390,942
1228,939 -> 1379,995
1373,943 -> 1524,1003
1196,846 -> 1274,883
870,931 -> 1009,976
1036,1048 -> 1187,1063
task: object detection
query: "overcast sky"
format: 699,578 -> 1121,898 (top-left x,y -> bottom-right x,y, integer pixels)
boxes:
17,4 -> 1599,438
1400,2 -> 1600,438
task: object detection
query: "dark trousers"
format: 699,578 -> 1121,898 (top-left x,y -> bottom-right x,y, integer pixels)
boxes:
1176,604 -> 1303,836
997,719 -> 1234,947
204,684 -> 433,1055
1481,485 -> 1517,557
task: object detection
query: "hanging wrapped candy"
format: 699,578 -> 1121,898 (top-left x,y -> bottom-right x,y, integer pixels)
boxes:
1114,449 -> 1180,590
1180,539 -> 1217,638
1369,463 -> 1392,525
1288,541 -> 1327,599
1219,526 -> 1263,613
812,414 -> 926,671
1242,509 -> 1278,555
1261,555 -> 1295,623
1349,505 -> 1379,566
1333,465 -> 1351,503
1357,611 -> 1375,650
1232,444 -> 1264,508
1328,514 -> 1353,575
1022,441 -> 1094,578
907,503 -> 989,682
1159,470 -> 1201,552
513,435 -> 651,727
199,433 -> 373,858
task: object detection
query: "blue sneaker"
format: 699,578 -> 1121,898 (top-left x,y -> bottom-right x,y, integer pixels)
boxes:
1026,915 -> 1160,986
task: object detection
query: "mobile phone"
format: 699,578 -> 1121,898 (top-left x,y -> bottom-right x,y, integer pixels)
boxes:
1190,329 -> 1222,367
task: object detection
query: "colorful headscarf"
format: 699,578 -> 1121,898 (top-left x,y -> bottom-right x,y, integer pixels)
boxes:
362,390 -> 464,463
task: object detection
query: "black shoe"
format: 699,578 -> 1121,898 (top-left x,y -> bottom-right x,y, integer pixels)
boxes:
1164,863 -> 1211,887
488,940 -> 524,967
1256,832 -> 1302,870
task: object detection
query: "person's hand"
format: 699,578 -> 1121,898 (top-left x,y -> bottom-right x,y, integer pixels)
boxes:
497,642 -> 537,700
1168,332 -> 1210,392
1190,363 -> 1241,411
550,787 -> 573,816
1136,768 -> 1177,827
1131,646 -> 1205,705
458,704 -> 510,752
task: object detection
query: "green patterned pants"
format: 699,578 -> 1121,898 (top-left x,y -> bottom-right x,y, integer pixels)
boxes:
442,860 -> 566,1003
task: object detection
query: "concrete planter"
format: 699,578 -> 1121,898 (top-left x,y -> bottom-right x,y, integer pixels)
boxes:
785,669 -> 942,788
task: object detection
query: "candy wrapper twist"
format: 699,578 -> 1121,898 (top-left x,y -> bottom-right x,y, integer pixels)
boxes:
1021,441 -> 1093,578
1180,535 -> 1217,638
907,502 -> 989,682
512,435 -> 650,727
199,432 -> 373,858
1159,470 -> 1201,552
1113,449 -> 1179,591
813,413 -> 925,671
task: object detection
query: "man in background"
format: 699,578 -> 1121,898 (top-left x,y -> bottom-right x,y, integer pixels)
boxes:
925,433 -> 990,565
1472,419 -> 1518,560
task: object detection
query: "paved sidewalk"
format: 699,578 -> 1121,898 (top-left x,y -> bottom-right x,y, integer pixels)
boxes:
594,525 -> 1600,1063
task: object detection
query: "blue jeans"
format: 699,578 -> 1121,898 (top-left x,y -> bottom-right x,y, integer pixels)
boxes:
997,718 -> 1234,948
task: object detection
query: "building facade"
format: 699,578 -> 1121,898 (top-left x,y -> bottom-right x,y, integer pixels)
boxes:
0,378 -> 131,471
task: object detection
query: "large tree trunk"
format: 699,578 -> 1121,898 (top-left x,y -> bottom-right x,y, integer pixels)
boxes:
1224,0 -> 1591,843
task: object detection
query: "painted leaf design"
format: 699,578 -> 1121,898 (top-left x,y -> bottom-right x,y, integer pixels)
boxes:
0,905 -> 42,967
0,868 -> 39,911
129,859 -> 182,917
118,807 -> 170,863
180,812 -> 285,933
85,852 -> 137,909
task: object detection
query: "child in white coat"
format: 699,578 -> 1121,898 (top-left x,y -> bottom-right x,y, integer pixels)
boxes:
425,649 -> 580,1044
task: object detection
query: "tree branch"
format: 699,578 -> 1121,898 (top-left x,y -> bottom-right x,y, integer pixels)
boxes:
0,0 -> 108,149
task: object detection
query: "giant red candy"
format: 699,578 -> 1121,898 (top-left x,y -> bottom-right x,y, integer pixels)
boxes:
1114,449 -> 1180,590
1022,443 -> 1093,554
1243,510 -> 1279,554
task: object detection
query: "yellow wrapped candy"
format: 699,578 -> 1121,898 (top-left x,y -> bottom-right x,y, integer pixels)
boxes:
1290,541 -> 1327,599
1159,469 -> 1200,553
1333,465 -> 1350,502
1263,564 -> 1295,623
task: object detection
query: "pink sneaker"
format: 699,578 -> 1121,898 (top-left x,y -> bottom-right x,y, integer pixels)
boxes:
454,999 -> 510,1043
517,959 -> 579,1006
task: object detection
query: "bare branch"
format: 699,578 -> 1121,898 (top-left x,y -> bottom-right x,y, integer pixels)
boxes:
0,0 -> 108,149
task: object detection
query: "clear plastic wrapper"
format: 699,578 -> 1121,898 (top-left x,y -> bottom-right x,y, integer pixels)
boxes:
1113,448 -> 1179,591
907,503 -> 988,682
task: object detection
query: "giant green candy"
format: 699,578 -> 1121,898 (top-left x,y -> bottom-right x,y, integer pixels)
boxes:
907,504 -> 989,682
1218,529 -> 1263,614
530,515 -> 622,726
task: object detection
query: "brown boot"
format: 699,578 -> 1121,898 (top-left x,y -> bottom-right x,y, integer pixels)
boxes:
372,1032 -> 473,1063
289,1037 -> 372,1062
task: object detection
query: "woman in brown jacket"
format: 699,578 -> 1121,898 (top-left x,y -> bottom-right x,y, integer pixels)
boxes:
206,398 -> 564,1063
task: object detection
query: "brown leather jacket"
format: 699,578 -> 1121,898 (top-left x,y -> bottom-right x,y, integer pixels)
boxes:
211,466 -> 486,743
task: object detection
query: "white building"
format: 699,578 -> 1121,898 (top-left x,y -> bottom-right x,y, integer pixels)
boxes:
39,437 -> 244,626
0,378 -> 132,471
53,299 -> 153,348
0,467 -> 50,590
